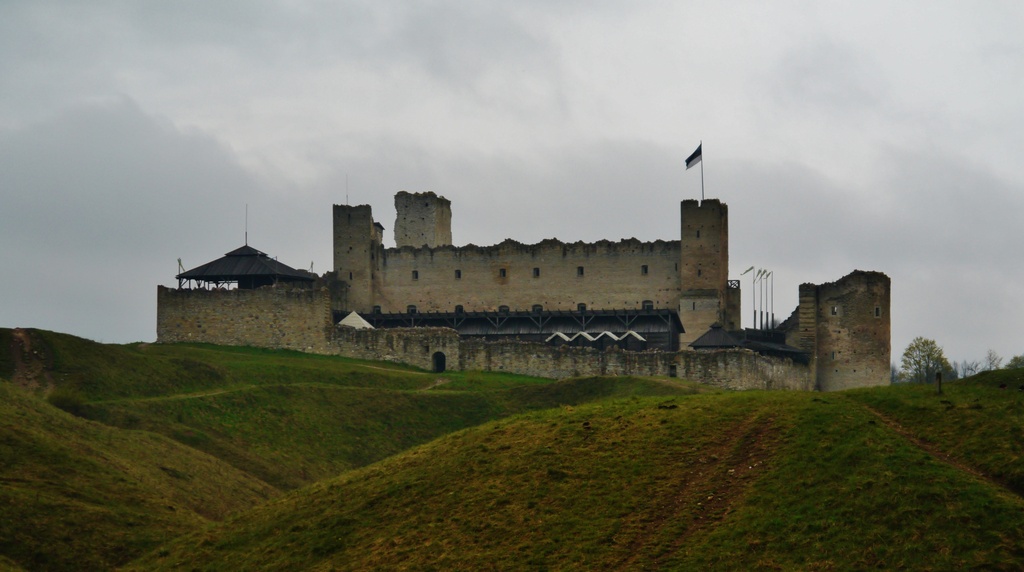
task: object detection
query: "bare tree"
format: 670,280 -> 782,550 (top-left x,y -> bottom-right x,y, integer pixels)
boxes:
984,350 -> 1003,371
955,359 -> 980,378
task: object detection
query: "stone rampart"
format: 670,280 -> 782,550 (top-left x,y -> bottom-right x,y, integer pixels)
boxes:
156,286 -> 331,351
332,324 -> 810,390
157,285 -> 813,391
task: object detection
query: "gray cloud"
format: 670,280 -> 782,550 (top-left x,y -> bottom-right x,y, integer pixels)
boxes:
0,1 -> 1021,365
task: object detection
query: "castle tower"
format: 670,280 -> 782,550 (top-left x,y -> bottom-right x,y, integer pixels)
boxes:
333,204 -> 383,312
799,271 -> 891,391
678,199 -> 734,345
394,191 -> 452,248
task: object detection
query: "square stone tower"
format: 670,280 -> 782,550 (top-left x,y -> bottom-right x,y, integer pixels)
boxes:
678,199 -> 736,345
394,191 -> 452,248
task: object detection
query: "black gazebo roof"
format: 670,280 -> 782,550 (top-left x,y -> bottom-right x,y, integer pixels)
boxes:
177,245 -> 315,288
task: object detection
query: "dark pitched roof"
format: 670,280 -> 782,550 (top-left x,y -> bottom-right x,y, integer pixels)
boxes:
689,323 -> 742,349
177,244 -> 314,285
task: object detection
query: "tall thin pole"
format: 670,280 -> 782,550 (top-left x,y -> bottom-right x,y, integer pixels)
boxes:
700,140 -> 705,201
245,204 -> 248,245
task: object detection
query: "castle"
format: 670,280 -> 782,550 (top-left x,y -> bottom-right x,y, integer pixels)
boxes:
157,191 -> 890,391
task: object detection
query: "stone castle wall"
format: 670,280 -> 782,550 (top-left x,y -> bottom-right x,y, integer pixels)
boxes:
374,239 -> 682,314
156,286 -> 332,352
155,285 -> 810,390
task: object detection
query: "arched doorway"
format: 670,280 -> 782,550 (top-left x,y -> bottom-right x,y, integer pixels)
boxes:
432,351 -> 446,373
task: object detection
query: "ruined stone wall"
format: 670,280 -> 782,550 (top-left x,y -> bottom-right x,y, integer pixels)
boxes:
394,191 -> 452,248
156,286 -> 331,351
329,326 -> 461,371
156,284 -> 812,389
373,239 -> 682,314
331,325 -> 811,390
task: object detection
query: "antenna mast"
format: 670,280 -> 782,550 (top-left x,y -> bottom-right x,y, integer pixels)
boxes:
245,204 -> 248,245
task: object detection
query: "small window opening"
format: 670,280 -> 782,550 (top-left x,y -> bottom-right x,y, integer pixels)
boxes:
407,305 -> 417,314
642,300 -> 654,310
498,305 -> 510,314
697,269 -> 702,277
577,266 -> 585,277
455,305 -> 464,314
875,306 -> 881,318
372,305 -> 382,314
831,306 -> 839,316
692,302 -> 696,311
412,270 -> 419,280
533,267 -> 540,278
669,365 -> 678,378
532,304 -> 543,314
455,269 -> 462,279
641,265 -> 649,276
696,230 -> 701,238
499,268 -> 507,278
577,303 -> 587,312
348,272 -> 353,280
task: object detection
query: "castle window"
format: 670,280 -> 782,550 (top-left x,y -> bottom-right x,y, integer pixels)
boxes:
577,266 -> 585,277
455,305 -> 464,314
831,306 -> 839,316
533,267 -> 540,278
641,265 -> 648,276
499,268 -> 507,278
372,305 -> 381,314
875,306 -> 881,318
642,300 -> 654,310
455,269 -> 462,280
697,269 -> 702,277
412,270 -> 419,280
407,305 -> 417,314
696,230 -> 701,238
532,304 -> 543,314
692,302 -> 696,311
499,305 -> 510,314
349,272 -> 353,280
577,303 -> 587,312
831,351 -> 836,360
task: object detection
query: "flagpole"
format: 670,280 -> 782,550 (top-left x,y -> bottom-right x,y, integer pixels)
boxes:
700,140 -> 704,201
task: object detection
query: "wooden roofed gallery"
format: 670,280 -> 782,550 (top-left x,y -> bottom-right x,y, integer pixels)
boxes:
176,245 -> 315,289
348,308 -> 684,351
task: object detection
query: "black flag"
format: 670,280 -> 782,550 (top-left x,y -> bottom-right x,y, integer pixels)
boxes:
685,143 -> 702,170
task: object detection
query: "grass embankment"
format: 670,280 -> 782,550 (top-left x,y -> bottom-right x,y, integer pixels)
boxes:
0,382 -> 276,572
2,328 -> 696,570
129,387 -> 1024,571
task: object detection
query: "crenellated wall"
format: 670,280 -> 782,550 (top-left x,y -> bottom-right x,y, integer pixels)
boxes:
376,238 -> 682,314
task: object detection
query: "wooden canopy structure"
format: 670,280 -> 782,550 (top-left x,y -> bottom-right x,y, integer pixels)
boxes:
176,245 -> 315,289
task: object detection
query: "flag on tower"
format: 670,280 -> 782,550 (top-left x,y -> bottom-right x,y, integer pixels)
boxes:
685,143 -> 702,170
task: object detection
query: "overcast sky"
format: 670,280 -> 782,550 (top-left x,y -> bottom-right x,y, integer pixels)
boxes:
1,1 -> 1021,366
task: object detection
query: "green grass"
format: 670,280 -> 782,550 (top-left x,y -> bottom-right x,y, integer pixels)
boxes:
125,390 -> 1024,571
0,382 -> 277,572
5,327 -> 1024,570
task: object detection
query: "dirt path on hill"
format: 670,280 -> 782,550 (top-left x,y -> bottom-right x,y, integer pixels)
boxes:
855,402 -> 1022,499
8,328 -> 55,391
617,410 -> 781,568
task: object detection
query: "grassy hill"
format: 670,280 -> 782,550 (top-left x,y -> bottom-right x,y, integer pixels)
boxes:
1,328 -> 694,570
4,328 -> 1024,570
0,381 -> 277,571
125,383 -> 1024,571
